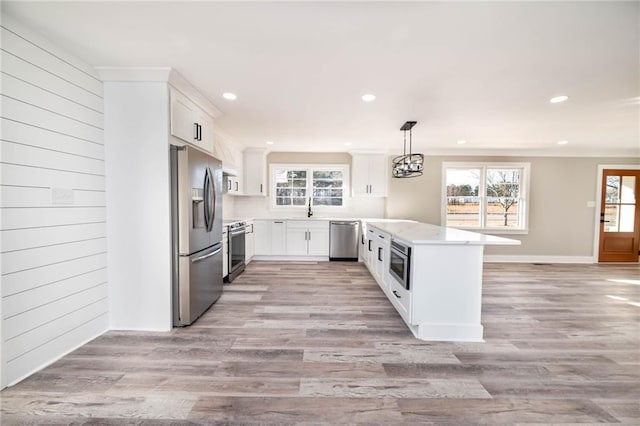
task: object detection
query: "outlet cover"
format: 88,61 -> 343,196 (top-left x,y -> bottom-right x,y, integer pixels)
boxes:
52,188 -> 74,205
586,201 -> 596,208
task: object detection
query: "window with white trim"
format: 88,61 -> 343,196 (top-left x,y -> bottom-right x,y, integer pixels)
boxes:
442,162 -> 530,232
271,164 -> 348,208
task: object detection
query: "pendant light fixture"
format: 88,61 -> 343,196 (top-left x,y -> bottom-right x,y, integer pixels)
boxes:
392,121 -> 424,178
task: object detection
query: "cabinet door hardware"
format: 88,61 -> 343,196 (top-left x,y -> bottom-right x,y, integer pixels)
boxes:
260,184 -> 263,193
235,181 -> 238,191
194,122 -> 199,140
378,247 -> 383,262
368,240 -> 372,252
392,290 -> 401,299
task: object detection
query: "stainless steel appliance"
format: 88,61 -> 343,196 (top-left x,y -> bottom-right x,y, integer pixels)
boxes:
389,239 -> 411,290
329,221 -> 359,261
170,145 -> 224,326
227,221 -> 246,282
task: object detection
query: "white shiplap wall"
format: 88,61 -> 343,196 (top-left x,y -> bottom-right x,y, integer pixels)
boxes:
0,17 -> 108,387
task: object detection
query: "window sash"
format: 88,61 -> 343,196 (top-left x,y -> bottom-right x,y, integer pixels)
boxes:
272,165 -> 347,208
443,163 -> 529,231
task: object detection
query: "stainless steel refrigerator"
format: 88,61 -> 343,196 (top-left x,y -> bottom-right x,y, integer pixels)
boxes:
170,145 -> 224,326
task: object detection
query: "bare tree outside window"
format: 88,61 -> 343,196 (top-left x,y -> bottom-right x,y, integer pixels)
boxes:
486,169 -> 520,226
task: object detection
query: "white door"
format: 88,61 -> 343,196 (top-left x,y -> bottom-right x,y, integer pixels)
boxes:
351,154 -> 370,196
367,155 -> 388,197
308,227 -> 330,256
253,220 -> 271,255
196,110 -> 214,154
271,221 -> 287,255
170,90 -> 197,143
286,227 -> 308,255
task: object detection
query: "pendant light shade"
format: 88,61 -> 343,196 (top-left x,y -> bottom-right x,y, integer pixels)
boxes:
392,121 -> 424,178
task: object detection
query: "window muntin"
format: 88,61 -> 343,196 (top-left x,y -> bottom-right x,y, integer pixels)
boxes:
275,169 -> 307,206
312,170 -> 344,206
443,163 -> 530,232
604,175 -> 636,232
272,165 -> 347,208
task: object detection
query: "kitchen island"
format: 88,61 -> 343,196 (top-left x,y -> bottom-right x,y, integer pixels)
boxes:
363,221 -> 520,342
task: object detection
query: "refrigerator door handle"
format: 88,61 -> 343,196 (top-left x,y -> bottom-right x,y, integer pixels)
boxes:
209,167 -> 216,231
191,247 -> 221,263
203,167 -> 211,231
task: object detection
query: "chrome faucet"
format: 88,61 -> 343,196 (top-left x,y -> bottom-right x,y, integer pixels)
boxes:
307,197 -> 313,218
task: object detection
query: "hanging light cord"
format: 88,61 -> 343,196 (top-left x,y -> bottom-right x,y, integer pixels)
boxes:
403,129 -> 407,160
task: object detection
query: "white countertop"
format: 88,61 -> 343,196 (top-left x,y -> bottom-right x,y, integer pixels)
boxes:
248,217 -> 413,223
366,221 -> 521,246
223,218 -> 255,226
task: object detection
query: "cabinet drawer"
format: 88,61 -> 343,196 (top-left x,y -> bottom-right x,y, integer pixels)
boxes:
287,220 -> 329,230
389,276 -> 411,323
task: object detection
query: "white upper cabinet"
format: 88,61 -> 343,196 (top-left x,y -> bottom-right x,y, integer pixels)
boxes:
170,87 -> 214,154
225,174 -> 243,195
351,154 -> 388,197
243,148 -> 268,196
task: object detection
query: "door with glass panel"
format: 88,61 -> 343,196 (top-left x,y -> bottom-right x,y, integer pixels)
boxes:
599,170 -> 640,262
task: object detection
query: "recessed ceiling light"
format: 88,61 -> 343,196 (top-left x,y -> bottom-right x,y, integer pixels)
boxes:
550,95 -> 569,104
361,94 -> 376,102
344,142 -> 352,146
557,140 -> 569,145
265,141 -> 274,145
222,92 -> 237,100
457,140 -> 467,145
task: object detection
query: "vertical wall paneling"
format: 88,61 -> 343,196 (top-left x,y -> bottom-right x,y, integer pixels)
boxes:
0,16 -> 108,388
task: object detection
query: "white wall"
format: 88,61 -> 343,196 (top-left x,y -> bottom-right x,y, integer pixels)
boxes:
386,155 -> 640,260
102,81 -> 172,331
0,16 -> 108,387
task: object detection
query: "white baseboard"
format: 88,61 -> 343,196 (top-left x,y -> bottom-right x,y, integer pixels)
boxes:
483,255 -> 596,264
413,322 -> 484,343
4,326 -> 107,389
251,256 -> 329,262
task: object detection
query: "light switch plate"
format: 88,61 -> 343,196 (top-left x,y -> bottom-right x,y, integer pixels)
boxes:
586,201 -> 596,208
52,188 -> 74,204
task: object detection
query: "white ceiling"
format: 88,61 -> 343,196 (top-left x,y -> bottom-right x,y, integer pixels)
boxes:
3,1 -> 639,156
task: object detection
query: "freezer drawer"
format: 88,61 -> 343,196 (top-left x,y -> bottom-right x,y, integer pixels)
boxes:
174,242 -> 223,326
329,221 -> 359,261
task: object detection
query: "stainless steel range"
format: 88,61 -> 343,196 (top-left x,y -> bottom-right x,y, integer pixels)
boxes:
227,221 -> 246,282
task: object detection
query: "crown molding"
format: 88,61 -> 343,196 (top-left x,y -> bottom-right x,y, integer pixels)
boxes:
96,67 -> 222,119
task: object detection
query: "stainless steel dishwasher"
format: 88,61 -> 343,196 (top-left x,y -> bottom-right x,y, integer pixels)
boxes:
329,221 -> 360,261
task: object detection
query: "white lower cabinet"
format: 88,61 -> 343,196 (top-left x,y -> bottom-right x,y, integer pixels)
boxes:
365,226 -> 390,292
254,220 -> 286,255
389,275 -> 411,323
245,221 -> 255,263
373,232 -> 390,291
286,221 -> 329,256
222,226 -> 228,278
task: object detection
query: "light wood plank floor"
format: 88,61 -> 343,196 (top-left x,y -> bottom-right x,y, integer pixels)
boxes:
2,261 -> 639,424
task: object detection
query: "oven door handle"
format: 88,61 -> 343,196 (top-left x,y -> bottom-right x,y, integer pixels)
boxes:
390,247 -> 406,260
230,229 -> 246,236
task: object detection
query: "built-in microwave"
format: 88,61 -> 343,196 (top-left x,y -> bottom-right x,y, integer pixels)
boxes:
389,239 -> 411,290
